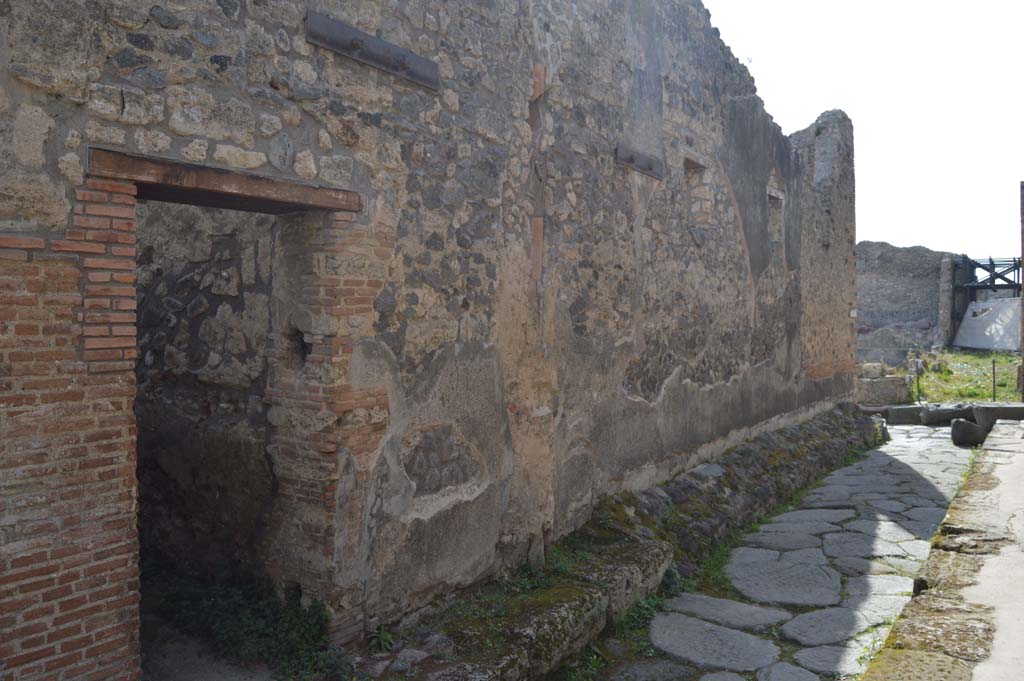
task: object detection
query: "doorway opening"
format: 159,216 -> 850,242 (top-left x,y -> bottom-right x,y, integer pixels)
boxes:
80,148 -> 361,678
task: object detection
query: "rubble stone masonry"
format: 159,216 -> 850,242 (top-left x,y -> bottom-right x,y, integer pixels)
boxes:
0,1 -> 856,677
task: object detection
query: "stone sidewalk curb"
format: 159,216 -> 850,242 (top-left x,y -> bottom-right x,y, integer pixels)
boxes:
861,424 -> 1022,679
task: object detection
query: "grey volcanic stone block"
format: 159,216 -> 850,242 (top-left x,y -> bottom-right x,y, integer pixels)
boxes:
951,418 -> 988,446
700,674 -> 744,681
756,662 -> 819,681
845,593 -> 910,626
649,613 -> 779,671
743,530 -> 821,551
758,521 -> 842,535
887,405 -> 922,425
973,403 -> 1024,431
822,532 -> 905,559
845,520 -> 917,542
844,574 -> 914,596
920,404 -> 973,426
781,607 -> 870,645
794,645 -> 865,676
832,556 -> 898,576
726,548 -> 841,606
904,507 -> 946,524
663,593 -> 791,631
772,509 -> 855,523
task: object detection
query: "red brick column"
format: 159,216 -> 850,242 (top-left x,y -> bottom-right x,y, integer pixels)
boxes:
263,209 -> 393,641
0,177 -> 141,680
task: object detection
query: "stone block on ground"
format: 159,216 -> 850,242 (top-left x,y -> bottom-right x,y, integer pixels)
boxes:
887,404 -> 923,425
756,662 -> 819,681
570,539 -> 673,622
663,593 -> 791,631
649,613 -> 780,671
725,547 -> 841,607
781,607 -> 871,646
972,403 -> 1024,432
857,376 -> 912,406
920,404 -> 974,426
951,418 -> 987,446
793,645 -> 865,676
506,585 -> 609,677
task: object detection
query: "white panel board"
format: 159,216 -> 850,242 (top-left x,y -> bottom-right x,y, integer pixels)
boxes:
953,298 -> 1021,352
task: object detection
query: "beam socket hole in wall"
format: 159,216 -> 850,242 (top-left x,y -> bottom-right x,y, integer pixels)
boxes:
683,157 -> 706,175
287,327 -> 313,368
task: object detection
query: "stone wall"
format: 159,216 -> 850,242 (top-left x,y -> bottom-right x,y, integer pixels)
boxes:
0,1 -> 856,676
856,241 -> 967,365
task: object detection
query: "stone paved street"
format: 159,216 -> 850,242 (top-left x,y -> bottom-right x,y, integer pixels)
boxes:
648,425 -> 974,679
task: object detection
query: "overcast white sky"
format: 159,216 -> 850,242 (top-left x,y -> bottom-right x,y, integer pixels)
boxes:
702,0 -> 1024,258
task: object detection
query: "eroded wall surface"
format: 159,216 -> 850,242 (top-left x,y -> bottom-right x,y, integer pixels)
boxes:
0,0 -> 856,674
856,241 -> 966,364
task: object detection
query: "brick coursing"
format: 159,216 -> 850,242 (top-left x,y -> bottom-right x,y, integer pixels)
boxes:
0,176 -> 141,680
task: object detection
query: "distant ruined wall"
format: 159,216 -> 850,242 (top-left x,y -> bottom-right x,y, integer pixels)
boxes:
0,0 -> 856,675
855,241 -> 967,365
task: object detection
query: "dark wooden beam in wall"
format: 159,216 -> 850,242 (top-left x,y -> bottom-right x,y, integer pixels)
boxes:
87,148 -> 361,215
305,11 -> 439,90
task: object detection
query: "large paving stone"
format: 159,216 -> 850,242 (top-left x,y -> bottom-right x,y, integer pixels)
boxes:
758,521 -> 841,535
823,532 -> 906,559
793,645 -> 865,676
901,494 -> 938,508
845,574 -> 914,596
832,556 -> 898,576
899,520 -> 941,539
882,556 -> 924,575
663,594 -> 791,631
904,507 -> 946,524
743,530 -> 820,551
726,548 -> 840,607
781,607 -> 871,645
867,499 -> 910,513
649,613 -> 779,671
845,593 -> 909,626
755,662 -> 818,681
897,540 -> 932,561
772,509 -> 855,523
845,519 -> 917,543
698,674 -> 743,681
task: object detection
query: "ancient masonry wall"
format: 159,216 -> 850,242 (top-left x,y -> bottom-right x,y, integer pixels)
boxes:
0,1 -> 855,677
855,240 -> 970,365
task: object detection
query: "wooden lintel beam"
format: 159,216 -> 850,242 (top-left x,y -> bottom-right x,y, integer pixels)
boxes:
87,147 -> 361,214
